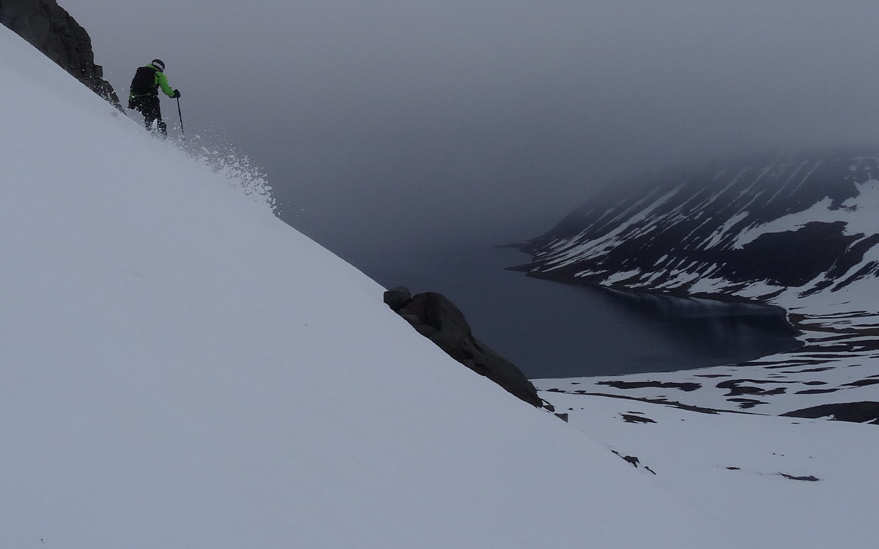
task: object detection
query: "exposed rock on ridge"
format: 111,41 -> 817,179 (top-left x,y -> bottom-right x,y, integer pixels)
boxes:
0,0 -> 120,108
384,286 -> 543,408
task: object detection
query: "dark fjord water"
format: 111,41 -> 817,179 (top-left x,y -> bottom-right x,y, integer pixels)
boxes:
364,244 -> 801,379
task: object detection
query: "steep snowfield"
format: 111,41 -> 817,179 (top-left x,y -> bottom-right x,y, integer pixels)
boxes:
0,28 -> 748,549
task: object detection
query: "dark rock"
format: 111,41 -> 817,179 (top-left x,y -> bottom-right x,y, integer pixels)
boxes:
794,388 -> 840,395
611,450 -> 641,468
621,413 -> 656,424
779,473 -> 820,482
843,378 -> 879,388
781,401 -> 879,424
383,286 -> 411,312
716,379 -> 789,397
383,287 -> 543,408
730,221 -> 856,286
726,398 -> 767,409
1,0 -> 121,108
598,380 -> 702,392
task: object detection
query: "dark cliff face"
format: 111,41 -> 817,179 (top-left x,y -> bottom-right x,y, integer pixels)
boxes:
520,150 -> 879,301
0,0 -> 120,108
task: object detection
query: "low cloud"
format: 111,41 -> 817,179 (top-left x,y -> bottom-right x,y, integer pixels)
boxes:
70,0 -> 879,262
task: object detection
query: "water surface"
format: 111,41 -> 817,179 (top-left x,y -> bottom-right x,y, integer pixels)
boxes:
363,244 -> 800,379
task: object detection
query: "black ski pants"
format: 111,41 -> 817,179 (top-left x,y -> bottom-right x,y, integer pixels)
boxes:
129,94 -> 167,135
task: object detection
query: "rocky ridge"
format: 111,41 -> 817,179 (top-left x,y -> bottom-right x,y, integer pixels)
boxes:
0,0 -> 120,107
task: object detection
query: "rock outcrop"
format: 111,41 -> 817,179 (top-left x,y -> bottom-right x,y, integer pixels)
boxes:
0,0 -> 120,108
782,401 -> 879,424
384,286 -> 543,408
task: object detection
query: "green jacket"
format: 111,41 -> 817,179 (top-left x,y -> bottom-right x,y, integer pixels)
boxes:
129,64 -> 175,98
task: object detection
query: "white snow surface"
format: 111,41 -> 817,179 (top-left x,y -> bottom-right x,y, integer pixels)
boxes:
531,392 -> 879,549
0,28 -> 759,549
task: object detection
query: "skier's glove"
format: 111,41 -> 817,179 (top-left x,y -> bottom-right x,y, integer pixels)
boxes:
172,89 -> 181,99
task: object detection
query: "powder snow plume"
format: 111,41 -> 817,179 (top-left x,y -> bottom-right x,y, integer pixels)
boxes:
181,133 -> 277,213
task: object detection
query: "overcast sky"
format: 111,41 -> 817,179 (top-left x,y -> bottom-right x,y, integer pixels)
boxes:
69,1 -> 879,268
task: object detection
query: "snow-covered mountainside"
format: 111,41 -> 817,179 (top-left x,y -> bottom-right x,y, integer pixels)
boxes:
519,147 -> 879,332
521,151 -> 879,305
0,25 -> 762,549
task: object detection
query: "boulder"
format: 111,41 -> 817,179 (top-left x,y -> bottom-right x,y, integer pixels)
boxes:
382,286 -> 412,312
385,287 -> 543,408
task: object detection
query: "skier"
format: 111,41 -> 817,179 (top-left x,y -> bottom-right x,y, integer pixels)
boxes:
128,59 -> 181,135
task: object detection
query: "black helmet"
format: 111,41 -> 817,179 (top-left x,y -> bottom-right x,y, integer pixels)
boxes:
151,59 -> 165,72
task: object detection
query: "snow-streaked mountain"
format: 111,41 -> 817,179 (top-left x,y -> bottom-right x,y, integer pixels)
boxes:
520,150 -> 879,311
519,150 -> 879,414
0,25 -> 755,549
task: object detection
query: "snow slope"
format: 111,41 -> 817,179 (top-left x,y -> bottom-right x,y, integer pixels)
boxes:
0,27 -> 748,549
533,391 -> 879,549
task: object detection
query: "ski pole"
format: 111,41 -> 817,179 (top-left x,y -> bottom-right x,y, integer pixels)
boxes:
176,97 -> 185,141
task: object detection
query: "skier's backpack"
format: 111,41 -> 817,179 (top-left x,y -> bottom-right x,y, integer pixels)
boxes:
129,66 -> 158,96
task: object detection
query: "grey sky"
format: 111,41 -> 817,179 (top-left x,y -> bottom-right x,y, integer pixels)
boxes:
68,1 -> 879,267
